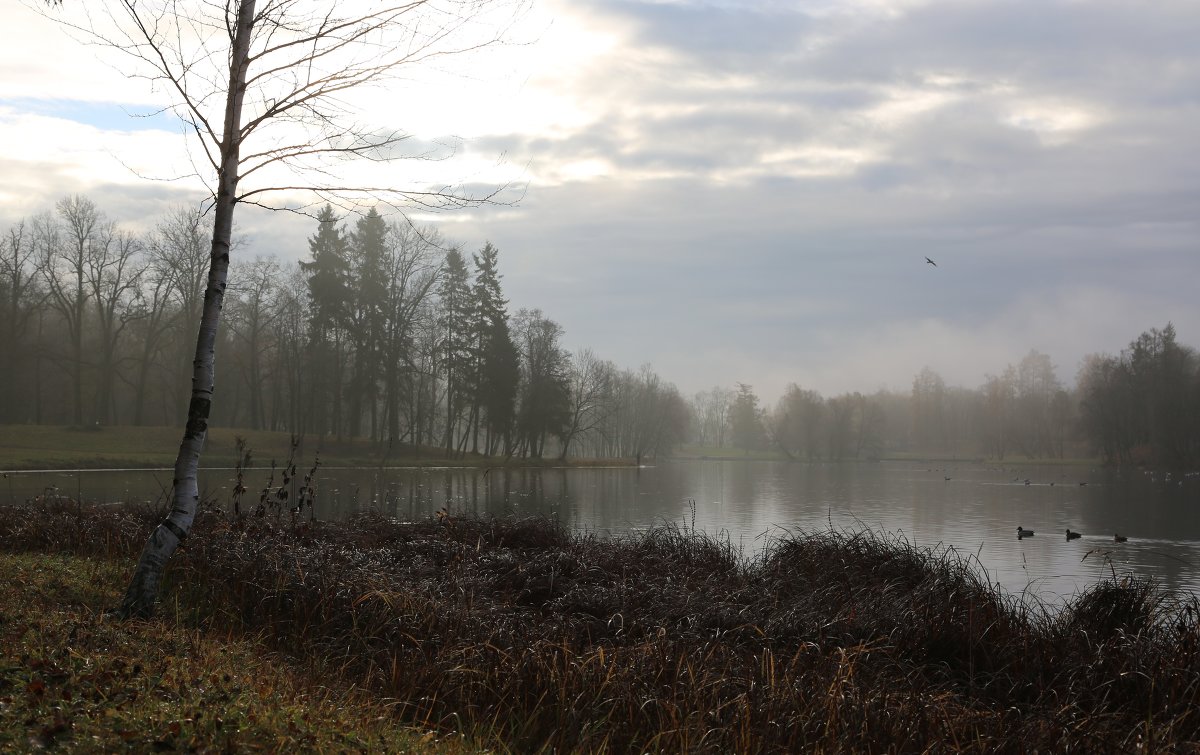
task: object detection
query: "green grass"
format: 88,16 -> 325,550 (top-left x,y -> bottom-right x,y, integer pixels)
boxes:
0,551 -> 472,753
0,424 -> 630,471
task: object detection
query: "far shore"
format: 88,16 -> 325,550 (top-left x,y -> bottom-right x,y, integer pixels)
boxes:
0,424 -> 634,472
0,423 -> 1112,473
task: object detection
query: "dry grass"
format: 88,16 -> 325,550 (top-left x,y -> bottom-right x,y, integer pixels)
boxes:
3,499 -> 1200,752
0,550 -> 474,753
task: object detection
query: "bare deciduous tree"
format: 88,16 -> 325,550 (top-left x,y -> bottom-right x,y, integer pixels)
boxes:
381,221 -> 442,454
85,228 -> 145,425
0,222 -> 45,423
227,256 -> 281,430
39,0 -> 523,617
559,348 -> 615,460
36,196 -> 105,426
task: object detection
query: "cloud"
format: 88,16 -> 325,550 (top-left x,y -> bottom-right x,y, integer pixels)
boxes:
3,0 -> 1199,407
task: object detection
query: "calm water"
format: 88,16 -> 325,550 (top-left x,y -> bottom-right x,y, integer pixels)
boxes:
6,460 -> 1200,603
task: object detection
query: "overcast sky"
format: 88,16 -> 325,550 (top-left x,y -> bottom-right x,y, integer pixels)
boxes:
3,0 -> 1198,404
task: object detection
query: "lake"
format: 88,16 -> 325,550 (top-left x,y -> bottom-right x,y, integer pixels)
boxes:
5,459 -> 1200,604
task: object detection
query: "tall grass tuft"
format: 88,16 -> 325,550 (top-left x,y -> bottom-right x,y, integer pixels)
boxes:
3,501 -> 1200,752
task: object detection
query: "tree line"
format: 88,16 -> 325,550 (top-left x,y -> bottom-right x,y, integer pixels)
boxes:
690,325 -> 1200,468
0,195 -> 687,461
4,194 -> 1196,467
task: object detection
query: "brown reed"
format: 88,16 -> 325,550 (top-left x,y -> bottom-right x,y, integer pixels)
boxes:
2,499 -> 1198,753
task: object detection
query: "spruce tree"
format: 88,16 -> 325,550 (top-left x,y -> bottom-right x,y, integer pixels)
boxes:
299,205 -> 350,435
466,242 -> 510,453
346,207 -> 389,437
438,248 -> 472,455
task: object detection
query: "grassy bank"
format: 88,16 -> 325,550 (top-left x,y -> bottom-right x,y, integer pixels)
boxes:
672,446 -> 1100,466
0,551 -> 470,753
0,424 -> 630,471
3,502 -> 1200,752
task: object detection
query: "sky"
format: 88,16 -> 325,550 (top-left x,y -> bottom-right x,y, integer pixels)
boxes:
3,0 -> 1198,405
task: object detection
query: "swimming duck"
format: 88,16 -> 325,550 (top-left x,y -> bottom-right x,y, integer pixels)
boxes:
1065,529 -> 1082,540
1017,526 -> 1034,538
1114,534 -> 1128,543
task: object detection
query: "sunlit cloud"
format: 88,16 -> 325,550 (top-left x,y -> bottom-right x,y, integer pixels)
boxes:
3,0 -> 1199,403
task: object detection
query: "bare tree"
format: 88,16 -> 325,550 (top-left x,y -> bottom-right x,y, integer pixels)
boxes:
0,222 -> 45,423
381,221 -> 441,453
123,229 -> 182,426
38,0 -> 523,616
150,207 -> 212,409
227,255 -> 281,430
267,268 -> 312,433
615,365 -> 688,465
771,384 -> 825,461
558,349 -> 616,460
85,228 -> 145,425
36,196 -> 105,425
690,386 -> 734,449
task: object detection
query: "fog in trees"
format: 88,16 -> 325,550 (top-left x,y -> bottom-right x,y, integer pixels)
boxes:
6,195 -> 1200,469
2,197 -> 693,466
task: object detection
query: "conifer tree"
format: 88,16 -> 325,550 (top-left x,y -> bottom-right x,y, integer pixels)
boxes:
465,242 -> 510,452
438,248 -> 473,454
347,208 -> 389,437
299,205 -> 350,435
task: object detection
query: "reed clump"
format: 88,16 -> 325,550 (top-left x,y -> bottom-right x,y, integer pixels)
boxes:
2,499 -> 1199,753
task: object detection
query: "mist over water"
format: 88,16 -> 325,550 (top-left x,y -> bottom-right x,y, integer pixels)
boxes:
8,460 -> 1200,604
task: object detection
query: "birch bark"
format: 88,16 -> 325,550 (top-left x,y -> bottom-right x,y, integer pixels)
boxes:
117,0 -> 256,619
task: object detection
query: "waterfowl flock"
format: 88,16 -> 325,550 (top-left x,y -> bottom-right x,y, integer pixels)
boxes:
1015,527 -> 1132,543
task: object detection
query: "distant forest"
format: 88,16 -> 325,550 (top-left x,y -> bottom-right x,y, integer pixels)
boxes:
0,196 -> 687,461
701,324 -> 1199,468
2,195 -> 1198,466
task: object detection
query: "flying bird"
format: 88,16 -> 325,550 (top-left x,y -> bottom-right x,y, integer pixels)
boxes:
925,256 -> 937,267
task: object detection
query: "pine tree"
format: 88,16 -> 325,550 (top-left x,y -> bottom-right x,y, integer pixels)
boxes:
438,248 -> 472,455
481,317 -> 520,455
465,242 -> 510,453
299,205 -> 350,435
346,207 -> 389,437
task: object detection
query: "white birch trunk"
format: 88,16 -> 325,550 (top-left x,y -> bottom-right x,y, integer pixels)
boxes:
118,0 -> 256,619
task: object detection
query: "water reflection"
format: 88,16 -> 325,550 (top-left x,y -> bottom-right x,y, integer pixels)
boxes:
4,460 -> 1200,603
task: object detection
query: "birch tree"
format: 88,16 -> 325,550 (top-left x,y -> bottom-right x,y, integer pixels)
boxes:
39,0 -> 522,617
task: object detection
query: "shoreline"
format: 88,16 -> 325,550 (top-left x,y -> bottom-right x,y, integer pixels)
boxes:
0,423 -> 635,472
